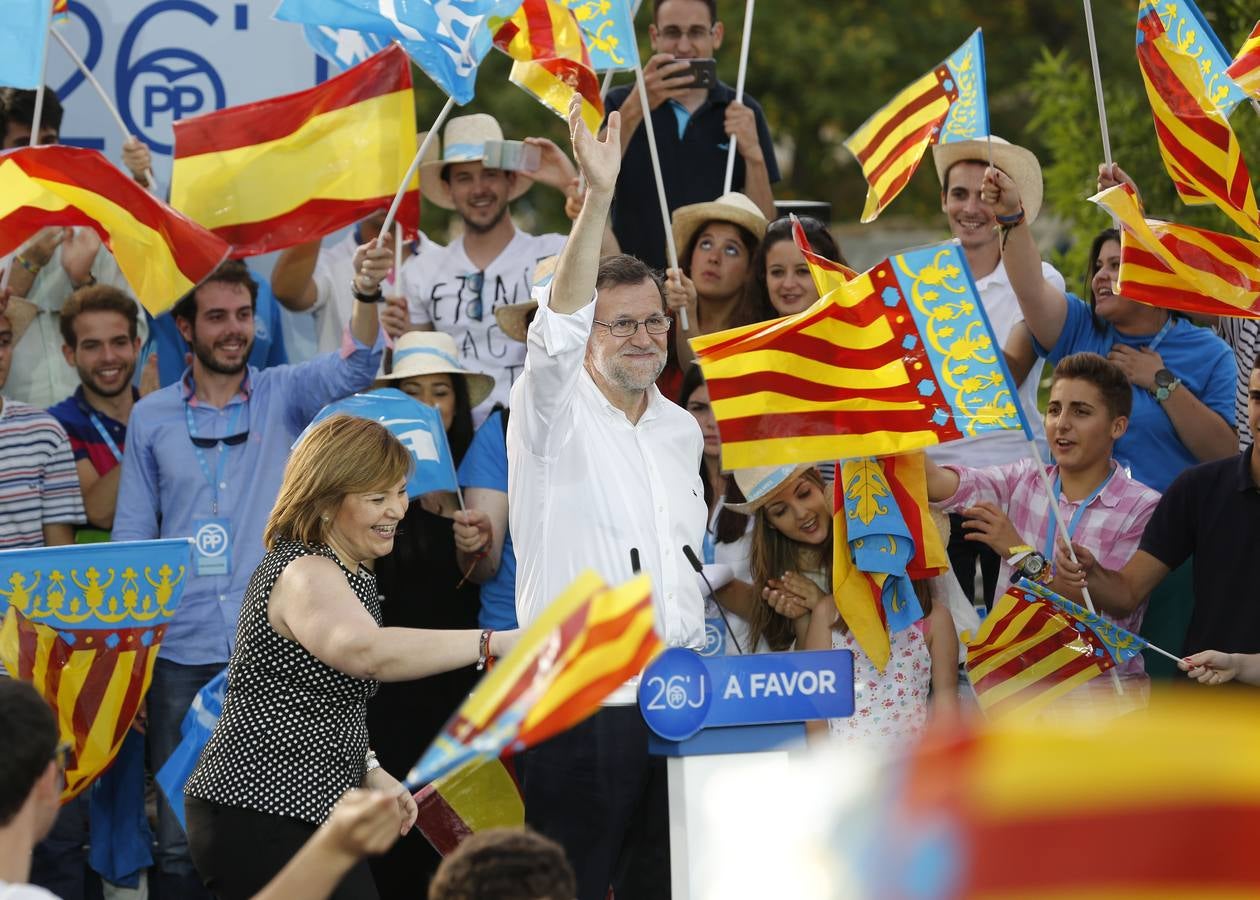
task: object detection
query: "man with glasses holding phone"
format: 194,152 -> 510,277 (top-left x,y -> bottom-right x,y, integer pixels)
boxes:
112,257 -> 387,899
0,679 -> 66,899
603,0 -> 779,270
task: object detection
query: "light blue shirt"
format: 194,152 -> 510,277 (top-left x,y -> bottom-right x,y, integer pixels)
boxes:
113,336 -> 384,665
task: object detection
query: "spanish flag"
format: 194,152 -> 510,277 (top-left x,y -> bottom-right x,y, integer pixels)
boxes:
1227,21 -> 1260,101
171,44 -> 420,257
1092,183 -> 1260,318
0,146 -> 229,315
493,0 -> 603,134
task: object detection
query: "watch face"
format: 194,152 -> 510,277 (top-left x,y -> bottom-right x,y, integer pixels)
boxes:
1154,368 -> 1175,389
1023,554 -> 1047,578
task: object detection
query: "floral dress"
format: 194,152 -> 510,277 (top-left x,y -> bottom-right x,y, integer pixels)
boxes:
827,621 -> 931,752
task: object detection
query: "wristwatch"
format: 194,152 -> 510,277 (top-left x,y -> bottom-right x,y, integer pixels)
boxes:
1007,544 -> 1050,583
1153,368 -> 1181,402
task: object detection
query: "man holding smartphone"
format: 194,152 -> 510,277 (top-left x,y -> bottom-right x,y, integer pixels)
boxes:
603,0 -> 779,270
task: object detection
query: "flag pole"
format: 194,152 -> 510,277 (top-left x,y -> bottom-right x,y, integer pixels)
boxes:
49,28 -> 157,190
721,0 -> 755,194
378,96 -> 456,245
28,2 -> 55,147
1081,0 -> 1113,167
633,64 -> 688,330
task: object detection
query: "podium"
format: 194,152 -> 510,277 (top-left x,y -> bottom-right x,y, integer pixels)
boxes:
639,648 -> 854,899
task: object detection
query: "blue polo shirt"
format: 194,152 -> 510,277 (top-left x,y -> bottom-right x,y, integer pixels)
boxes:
48,386 -> 136,478
1035,296 -> 1235,492
457,409 -> 517,629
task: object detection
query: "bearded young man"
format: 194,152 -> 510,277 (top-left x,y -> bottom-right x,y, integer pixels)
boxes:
112,256 -> 388,898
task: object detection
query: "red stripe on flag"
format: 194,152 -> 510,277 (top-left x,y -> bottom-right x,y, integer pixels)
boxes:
412,783 -> 473,856
881,455 -> 932,576
1138,13 -> 1233,148
1150,116 -> 1236,201
523,0 -> 559,60
173,45 -> 411,158
213,193 -> 420,258
851,79 -> 949,166
862,115 -> 948,188
717,407 -> 962,444
704,370 -> 928,405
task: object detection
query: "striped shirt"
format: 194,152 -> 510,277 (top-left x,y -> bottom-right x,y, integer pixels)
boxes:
0,399 -> 85,548
938,457 -> 1160,677
1216,317 -> 1257,449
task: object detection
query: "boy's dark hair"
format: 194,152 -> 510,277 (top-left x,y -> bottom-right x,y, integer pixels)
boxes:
596,254 -> 667,311
0,86 -> 63,141
171,260 -> 259,325
428,828 -> 577,900
0,679 -> 58,827
1051,352 -> 1133,419
59,284 -> 140,348
653,0 -> 717,24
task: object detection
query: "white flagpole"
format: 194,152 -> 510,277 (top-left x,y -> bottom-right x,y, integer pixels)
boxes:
722,0 -> 755,194
49,28 -> 157,189
632,64 -> 687,330
378,96 -> 456,244
1081,0 -> 1113,168
28,3 -> 56,147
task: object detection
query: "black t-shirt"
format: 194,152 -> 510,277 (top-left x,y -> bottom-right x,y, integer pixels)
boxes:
604,81 -> 780,270
1139,448 -> 1260,654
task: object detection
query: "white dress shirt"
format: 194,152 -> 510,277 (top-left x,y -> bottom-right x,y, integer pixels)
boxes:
507,285 -> 707,656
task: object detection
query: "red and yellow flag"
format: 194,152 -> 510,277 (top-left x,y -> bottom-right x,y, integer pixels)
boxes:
1226,21 -> 1260,100
1136,5 -> 1260,240
0,146 -> 229,315
795,214 -> 858,298
412,758 -> 523,856
51,0 -> 70,25
1093,183 -> 1260,318
493,0 -> 603,133
171,44 -> 419,257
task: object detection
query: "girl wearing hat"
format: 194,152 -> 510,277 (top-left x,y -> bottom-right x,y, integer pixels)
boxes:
364,331 -> 496,895
660,191 -> 769,396
731,464 -> 958,748
745,216 -> 850,320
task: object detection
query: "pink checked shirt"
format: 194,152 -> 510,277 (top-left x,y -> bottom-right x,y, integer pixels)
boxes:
938,458 -> 1161,677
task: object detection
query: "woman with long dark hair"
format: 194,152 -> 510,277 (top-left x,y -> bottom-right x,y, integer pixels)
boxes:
744,215 -> 848,321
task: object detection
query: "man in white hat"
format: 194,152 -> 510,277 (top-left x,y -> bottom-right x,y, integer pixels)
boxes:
507,98 -> 706,899
927,136 -> 1067,611
401,114 -> 579,425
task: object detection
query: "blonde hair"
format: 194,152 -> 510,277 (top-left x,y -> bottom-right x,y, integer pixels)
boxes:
263,415 -> 412,549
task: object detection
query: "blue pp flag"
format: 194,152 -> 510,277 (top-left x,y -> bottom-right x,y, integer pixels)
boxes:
296,388 -> 458,498
155,669 -> 227,831
275,0 -> 525,103
557,0 -> 639,72
302,23 -> 392,71
0,0 -> 52,89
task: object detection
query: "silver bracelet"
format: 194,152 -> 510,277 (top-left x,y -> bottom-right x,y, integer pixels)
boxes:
365,749 -> 381,773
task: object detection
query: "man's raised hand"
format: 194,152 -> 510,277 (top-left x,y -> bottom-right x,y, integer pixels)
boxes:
569,95 -> 620,197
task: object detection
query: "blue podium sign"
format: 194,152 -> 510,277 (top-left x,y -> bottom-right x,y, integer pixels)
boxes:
639,648 -> 854,742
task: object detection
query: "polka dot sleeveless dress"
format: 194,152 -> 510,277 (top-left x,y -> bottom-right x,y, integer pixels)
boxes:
185,539 -> 382,825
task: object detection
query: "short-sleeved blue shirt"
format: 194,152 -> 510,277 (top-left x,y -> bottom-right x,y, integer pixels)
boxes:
1035,296 -> 1235,493
457,409 -> 517,629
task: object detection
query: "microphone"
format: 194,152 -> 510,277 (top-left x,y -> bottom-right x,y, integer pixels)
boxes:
683,544 -> 743,655
630,547 -> 641,575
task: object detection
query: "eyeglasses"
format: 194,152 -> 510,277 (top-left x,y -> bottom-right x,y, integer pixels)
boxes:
593,315 -> 673,337
190,432 -> 249,449
658,25 -> 715,44
463,271 -> 485,322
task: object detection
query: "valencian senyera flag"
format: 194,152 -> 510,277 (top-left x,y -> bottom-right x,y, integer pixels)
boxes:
1092,183 -> 1260,318
1147,0 -> 1250,115
0,539 -> 192,801
795,214 -> 858,298
405,571 -> 661,788
1227,21 -> 1260,101
1136,3 -> 1260,241
556,0 -> 638,72
0,147 -> 230,315
493,0 -> 604,133
170,45 -> 420,257
275,0 -> 526,104
843,29 -> 988,223
691,238 -> 1031,472
832,452 -> 947,672
963,578 -> 1147,721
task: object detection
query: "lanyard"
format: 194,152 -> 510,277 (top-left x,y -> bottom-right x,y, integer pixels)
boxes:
1113,316 -> 1174,354
87,410 -> 123,464
1043,465 -> 1117,559
185,401 -> 244,516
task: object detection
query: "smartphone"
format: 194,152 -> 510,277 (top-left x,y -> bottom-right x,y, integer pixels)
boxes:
482,140 -> 541,173
667,57 -> 717,90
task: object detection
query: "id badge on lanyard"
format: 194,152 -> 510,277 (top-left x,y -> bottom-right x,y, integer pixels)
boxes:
186,401 -> 244,577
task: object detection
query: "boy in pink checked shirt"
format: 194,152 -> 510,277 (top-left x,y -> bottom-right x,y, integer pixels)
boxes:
923,352 -> 1160,681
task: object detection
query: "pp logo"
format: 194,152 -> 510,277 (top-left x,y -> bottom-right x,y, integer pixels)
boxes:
701,621 -> 724,657
195,523 -> 228,557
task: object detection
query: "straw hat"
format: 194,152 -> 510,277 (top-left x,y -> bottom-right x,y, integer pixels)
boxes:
493,255 -> 558,343
377,331 -> 495,408
671,192 -> 769,260
419,114 -> 532,210
0,298 -> 38,344
725,463 -> 816,515
931,135 -> 1044,224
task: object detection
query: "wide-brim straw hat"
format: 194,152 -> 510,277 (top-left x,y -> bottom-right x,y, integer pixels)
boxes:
419,114 -> 532,211
725,463 -> 816,515
376,331 -> 495,408
671,191 -> 769,260
931,135 -> 1043,224
1,298 -> 38,344
493,255 -> 558,343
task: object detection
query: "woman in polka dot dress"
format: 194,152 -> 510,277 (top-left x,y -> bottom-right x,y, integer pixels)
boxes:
184,416 -> 515,900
